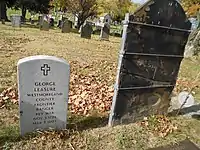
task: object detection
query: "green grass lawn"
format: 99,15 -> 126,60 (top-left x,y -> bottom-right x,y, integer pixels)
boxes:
0,23 -> 200,150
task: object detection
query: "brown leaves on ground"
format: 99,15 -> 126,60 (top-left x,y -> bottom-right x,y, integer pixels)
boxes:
0,61 -> 115,116
139,115 -> 178,138
0,85 -> 18,108
13,129 -> 87,150
174,78 -> 200,95
69,73 -> 114,115
67,61 -> 115,115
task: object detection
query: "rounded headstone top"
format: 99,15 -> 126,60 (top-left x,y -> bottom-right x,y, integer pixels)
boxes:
129,0 -> 191,30
17,55 -> 69,66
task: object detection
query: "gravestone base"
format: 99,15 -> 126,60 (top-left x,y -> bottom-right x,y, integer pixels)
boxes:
100,38 -> 109,41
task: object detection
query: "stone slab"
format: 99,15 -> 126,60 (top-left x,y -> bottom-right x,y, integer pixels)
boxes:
17,55 -> 70,135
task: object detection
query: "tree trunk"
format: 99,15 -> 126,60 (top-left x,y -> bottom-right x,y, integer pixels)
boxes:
77,18 -> 82,29
21,5 -> 27,23
0,0 -> 8,21
77,17 -> 85,29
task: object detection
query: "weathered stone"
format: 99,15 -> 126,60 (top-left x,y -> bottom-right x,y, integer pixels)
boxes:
10,14 -> 21,27
61,19 -> 72,33
100,23 -> 110,41
109,0 -> 191,126
80,21 -> 93,39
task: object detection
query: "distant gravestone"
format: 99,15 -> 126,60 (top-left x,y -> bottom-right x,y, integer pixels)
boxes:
1,19 -> 5,24
39,15 -> 49,31
42,20 -> 50,31
30,15 -> 34,24
17,55 -> 70,135
100,23 -> 110,41
74,14 -> 79,28
11,14 -> 21,27
38,15 -> 43,27
49,18 -> 54,27
109,0 -> 191,126
80,21 -> 93,39
61,19 -> 72,33
148,139 -> 200,150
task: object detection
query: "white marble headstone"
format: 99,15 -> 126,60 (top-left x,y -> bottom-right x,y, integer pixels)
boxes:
17,55 -> 70,135
11,14 -> 21,27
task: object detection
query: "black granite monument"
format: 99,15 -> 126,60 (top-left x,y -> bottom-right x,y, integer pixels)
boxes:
80,21 -> 93,39
109,0 -> 191,126
100,22 -> 110,41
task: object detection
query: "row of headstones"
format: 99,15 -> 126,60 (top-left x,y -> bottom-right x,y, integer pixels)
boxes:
2,14 -> 111,41
39,16 -> 111,41
80,21 -> 110,40
1,14 -> 27,27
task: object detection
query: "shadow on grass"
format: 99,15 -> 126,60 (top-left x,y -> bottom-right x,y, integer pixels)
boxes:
0,114 -> 109,146
67,114 -> 109,131
168,104 -> 200,119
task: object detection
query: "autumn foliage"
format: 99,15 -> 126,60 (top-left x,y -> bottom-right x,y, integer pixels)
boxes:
181,0 -> 200,16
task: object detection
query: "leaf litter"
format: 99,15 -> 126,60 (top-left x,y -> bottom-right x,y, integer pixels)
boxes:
0,61 -> 115,116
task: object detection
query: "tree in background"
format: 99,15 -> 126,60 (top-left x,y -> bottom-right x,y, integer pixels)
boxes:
55,0 -> 98,29
97,0 -> 138,22
0,0 -> 16,21
181,0 -> 200,16
181,0 -> 200,28
0,0 -> 7,20
14,0 -> 50,22
0,0 -> 50,22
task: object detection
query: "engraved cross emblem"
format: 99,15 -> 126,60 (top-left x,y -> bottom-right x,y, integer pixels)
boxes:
41,64 -> 50,76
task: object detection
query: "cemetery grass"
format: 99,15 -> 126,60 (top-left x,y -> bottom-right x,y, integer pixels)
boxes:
1,24 -> 200,149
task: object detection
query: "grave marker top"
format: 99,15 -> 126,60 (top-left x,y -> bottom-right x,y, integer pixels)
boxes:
130,0 -> 191,29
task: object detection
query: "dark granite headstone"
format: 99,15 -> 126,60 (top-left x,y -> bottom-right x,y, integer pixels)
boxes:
108,0 -> 191,126
147,139 -> 200,150
1,19 -> 5,24
80,21 -> 93,39
61,19 -> 72,33
100,23 -> 110,41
